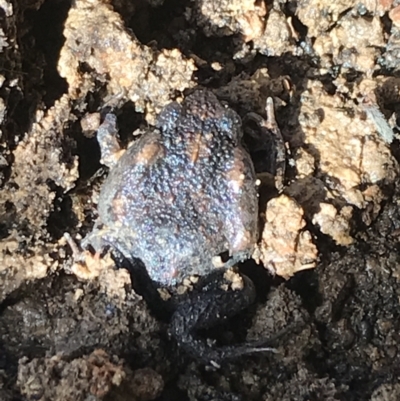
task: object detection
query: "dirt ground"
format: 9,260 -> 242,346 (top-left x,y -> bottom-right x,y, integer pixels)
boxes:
1,0 -> 400,400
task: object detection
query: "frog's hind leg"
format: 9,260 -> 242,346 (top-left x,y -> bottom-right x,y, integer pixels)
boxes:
119,256 -> 176,322
169,271 -> 276,367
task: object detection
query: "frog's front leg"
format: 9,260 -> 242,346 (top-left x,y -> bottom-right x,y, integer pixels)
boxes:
64,113 -> 133,273
245,97 -> 286,192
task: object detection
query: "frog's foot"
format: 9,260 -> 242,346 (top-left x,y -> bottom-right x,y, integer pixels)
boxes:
96,113 -> 126,169
245,97 -> 286,192
204,342 -> 278,370
169,272 -> 278,366
63,232 -> 111,279
201,320 -> 307,369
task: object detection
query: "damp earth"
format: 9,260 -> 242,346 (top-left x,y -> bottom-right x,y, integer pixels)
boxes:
1,0 -> 400,400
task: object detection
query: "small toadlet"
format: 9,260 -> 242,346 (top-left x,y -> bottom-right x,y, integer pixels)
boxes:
67,90 -> 285,365
85,90 -> 259,285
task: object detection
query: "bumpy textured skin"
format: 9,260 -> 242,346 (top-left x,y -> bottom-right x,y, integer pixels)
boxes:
96,90 -> 258,285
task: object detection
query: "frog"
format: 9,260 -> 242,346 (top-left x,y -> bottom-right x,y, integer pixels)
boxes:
67,89 -> 285,366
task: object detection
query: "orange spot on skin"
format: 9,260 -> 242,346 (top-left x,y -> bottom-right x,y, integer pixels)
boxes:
186,132 -> 214,164
225,149 -> 246,193
187,133 -> 202,163
112,197 -> 126,225
134,141 -> 162,165
231,229 -> 252,253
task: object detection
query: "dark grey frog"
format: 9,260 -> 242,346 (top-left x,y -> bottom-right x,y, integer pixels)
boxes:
68,90 -> 285,365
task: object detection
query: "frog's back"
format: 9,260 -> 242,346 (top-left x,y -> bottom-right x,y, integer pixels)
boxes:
97,91 -> 258,285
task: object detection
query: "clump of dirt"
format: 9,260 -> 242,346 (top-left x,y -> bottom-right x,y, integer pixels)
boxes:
58,0 -> 196,123
18,350 -> 163,401
18,350 -> 127,400
1,0 -> 400,399
254,194 -> 318,278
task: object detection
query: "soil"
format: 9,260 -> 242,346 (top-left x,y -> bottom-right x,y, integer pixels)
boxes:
1,0 -> 400,400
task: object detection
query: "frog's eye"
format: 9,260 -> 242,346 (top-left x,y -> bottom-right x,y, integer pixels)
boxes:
219,110 -> 242,143
156,102 -> 182,131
